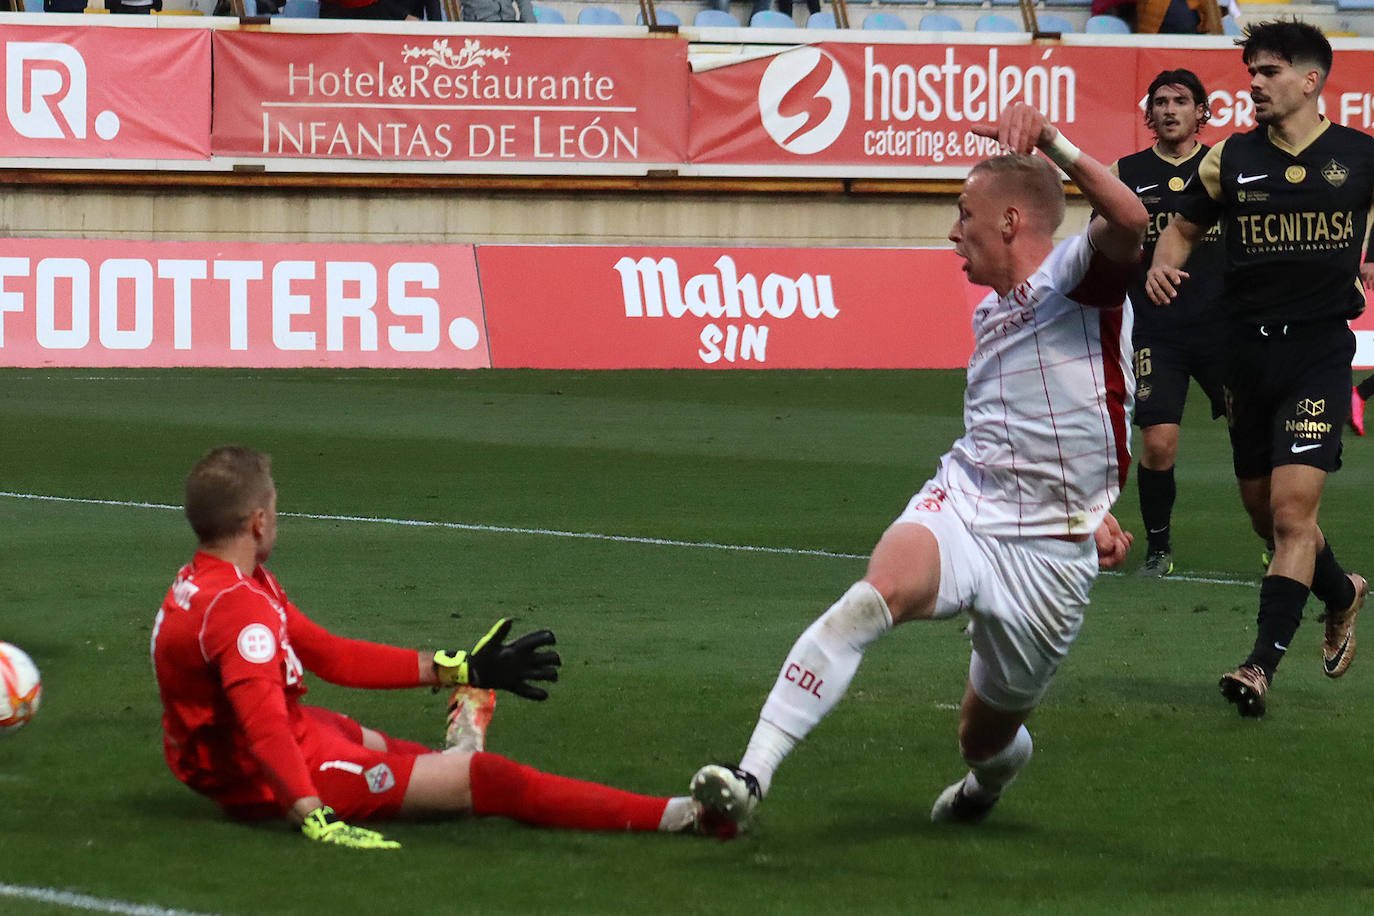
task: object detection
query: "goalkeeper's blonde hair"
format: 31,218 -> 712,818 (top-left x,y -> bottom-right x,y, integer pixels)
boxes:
185,445 -> 274,545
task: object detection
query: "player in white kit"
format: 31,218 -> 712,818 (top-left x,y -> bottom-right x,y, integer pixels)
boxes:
691,102 -> 1146,828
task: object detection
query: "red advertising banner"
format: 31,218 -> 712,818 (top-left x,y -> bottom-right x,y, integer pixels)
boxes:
690,42 -> 1374,172
1126,46 -> 1374,160
477,245 -> 977,369
211,31 -> 688,166
0,239 -> 489,368
0,24 -> 210,160
690,43 -> 1129,170
3,236 -> 1372,369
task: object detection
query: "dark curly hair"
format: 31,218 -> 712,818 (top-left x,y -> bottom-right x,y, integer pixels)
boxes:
1239,19 -> 1332,83
1143,69 -> 1211,137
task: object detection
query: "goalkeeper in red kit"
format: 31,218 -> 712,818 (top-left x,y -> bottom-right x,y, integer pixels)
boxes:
153,445 -> 737,848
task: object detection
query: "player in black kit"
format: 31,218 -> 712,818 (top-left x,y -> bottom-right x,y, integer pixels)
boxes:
1147,20 -> 1368,717
1112,69 -> 1227,578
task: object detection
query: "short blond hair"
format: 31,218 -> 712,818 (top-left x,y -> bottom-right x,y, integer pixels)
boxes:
969,154 -> 1066,234
184,446 -> 274,545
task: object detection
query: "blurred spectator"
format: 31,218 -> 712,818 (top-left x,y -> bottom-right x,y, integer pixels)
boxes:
1132,0 -> 1240,32
106,0 -> 162,10
1137,0 -> 1201,33
318,0 -> 435,17
1090,0 -> 1136,29
757,0 -> 819,15
1095,0 -> 1239,32
715,0 -> 817,18
459,0 -> 534,21
213,0 -> 286,13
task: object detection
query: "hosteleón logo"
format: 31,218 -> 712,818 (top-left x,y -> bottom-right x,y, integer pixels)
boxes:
5,41 -> 120,141
757,46 -> 849,155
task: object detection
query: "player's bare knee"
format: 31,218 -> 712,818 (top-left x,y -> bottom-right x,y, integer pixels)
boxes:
1270,511 -> 1319,549
864,528 -> 940,623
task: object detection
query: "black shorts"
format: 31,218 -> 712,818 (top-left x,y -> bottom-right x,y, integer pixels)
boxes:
1132,332 -> 1227,428
1224,321 -> 1354,479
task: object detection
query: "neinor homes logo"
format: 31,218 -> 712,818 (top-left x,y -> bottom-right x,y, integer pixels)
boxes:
5,41 -> 120,141
758,47 -> 851,155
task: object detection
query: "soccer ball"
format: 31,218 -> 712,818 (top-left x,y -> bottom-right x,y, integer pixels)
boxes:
0,642 -> 42,735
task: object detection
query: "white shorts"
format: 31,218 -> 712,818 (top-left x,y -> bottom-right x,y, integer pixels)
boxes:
893,481 -> 1099,712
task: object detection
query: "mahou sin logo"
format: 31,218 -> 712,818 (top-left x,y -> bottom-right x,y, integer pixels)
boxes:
613,254 -> 838,365
757,47 -> 850,155
5,41 -> 120,141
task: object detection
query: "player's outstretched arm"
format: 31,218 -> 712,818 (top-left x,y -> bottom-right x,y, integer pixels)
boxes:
432,618 -> 561,700
969,103 -> 1146,265
1145,217 -> 1206,306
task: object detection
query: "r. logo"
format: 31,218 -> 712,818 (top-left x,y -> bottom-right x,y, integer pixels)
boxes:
5,41 -> 120,141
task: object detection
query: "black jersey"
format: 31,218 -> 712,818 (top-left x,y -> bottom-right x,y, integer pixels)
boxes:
1113,143 -> 1225,342
1178,119 -> 1374,326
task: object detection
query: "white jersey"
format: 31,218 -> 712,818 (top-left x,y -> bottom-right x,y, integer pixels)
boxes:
938,229 -> 1135,538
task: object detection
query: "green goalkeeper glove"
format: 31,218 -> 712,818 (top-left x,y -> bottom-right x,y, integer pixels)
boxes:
301,806 -> 400,850
433,617 -> 561,701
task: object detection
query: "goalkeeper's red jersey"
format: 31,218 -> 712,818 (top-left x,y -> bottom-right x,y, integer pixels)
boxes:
152,552 -> 421,815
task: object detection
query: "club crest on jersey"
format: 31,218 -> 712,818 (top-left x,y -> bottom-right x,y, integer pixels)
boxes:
1298,398 -> 1326,417
1322,159 -> 1349,188
1168,177 -> 1186,191
1285,165 -> 1307,184
1136,382 -> 1153,401
365,763 -> 396,794
237,623 -> 276,664
913,485 -> 947,513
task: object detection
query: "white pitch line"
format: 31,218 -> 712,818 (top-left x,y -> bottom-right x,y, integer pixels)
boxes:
0,490 -> 1258,587
0,490 -> 868,561
0,883 -> 228,916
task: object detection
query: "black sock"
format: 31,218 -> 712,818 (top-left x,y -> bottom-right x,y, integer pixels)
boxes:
1311,542 -> 1356,611
1357,375 -> 1374,401
1137,464 -> 1176,552
1245,576 -> 1310,678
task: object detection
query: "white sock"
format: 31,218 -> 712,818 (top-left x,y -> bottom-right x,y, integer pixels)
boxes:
740,582 -> 892,795
964,725 -> 1033,801
658,796 -> 699,831
739,719 -> 795,797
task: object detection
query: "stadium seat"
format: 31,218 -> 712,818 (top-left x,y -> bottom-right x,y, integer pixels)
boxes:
862,11 -> 906,29
577,5 -> 624,23
636,7 -> 680,23
750,9 -> 796,26
1084,13 -> 1130,32
1035,13 -> 1074,31
533,4 -> 564,21
805,10 -> 836,27
974,13 -> 1020,30
694,7 -> 738,24
918,12 -> 961,30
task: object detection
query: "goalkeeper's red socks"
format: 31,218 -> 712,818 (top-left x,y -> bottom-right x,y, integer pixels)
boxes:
469,752 -> 669,831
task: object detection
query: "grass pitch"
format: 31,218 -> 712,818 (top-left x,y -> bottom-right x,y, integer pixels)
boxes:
1,368 -> 1373,915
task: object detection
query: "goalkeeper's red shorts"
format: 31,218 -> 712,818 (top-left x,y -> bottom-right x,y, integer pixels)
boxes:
297,706 -> 425,821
